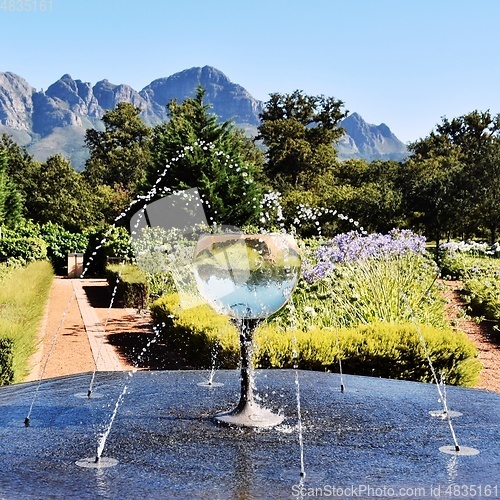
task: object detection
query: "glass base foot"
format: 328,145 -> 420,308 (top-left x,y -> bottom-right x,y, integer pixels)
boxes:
214,403 -> 284,428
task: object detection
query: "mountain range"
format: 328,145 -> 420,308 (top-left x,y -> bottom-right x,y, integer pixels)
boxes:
0,66 -> 408,170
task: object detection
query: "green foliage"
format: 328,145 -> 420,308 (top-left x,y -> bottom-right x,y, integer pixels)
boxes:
0,134 -> 39,209
84,102 -> 152,192
106,263 -> 149,309
144,271 -> 176,302
146,85 -> 264,227
151,293 -> 240,368
464,274 -> 500,322
84,225 -> 133,276
438,251 -> 478,280
0,337 -> 14,385
0,259 -> 26,283
0,261 -> 54,384
130,225 -> 203,301
101,226 -> 134,260
404,110 -> 500,244
39,222 -> 89,273
24,154 -> 101,231
256,93 -> 407,236
402,147 -> 464,249
1,218 -> 40,238
437,247 -> 499,330
257,323 -> 480,387
325,159 -> 405,233
257,90 -> 347,189
1,219 -> 89,273
150,293 -> 480,386
438,244 -> 500,276
1,137 -> 103,231
0,150 -> 22,227
448,255 -> 500,323
288,251 -> 445,329
0,237 -> 47,262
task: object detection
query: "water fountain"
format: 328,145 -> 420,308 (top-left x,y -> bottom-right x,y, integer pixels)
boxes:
192,231 -> 301,427
1,370 -> 498,497
1,143 -> 499,497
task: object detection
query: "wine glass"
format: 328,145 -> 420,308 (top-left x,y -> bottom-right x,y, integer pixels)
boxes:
193,232 -> 301,427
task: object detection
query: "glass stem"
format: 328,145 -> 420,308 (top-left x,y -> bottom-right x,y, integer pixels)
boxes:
234,318 -> 260,411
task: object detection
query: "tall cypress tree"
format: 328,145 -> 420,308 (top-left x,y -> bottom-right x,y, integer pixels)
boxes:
146,85 -> 264,227
0,150 -> 22,227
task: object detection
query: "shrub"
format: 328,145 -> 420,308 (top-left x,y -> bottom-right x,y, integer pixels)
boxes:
150,293 -> 240,368
281,252 -> 445,330
256,322 -> 480,387
1,219 -> 89,273
438,241 -> 500,279
150,293 -> 481,387
0,236 -> 47,261
0,260 -> 53,384
39,222 -> 89,274
0,337 -> 14,385
462,271 -> 500,322
290,230 -> 446,329
85,226 -> 133,277
106,263 -> 149,309
438,248 -> 500,324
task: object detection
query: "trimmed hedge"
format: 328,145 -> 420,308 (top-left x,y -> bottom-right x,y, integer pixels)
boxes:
0,338 -> 14,385
464,277 -> 500,323
0,261 -> 54,384
151,293 -> 481,387
106,264 -> 149,309
0,237 -> 47,262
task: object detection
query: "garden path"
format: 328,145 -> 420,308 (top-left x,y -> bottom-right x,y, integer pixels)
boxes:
25,276 -> 193,383
442,280 -> 500,392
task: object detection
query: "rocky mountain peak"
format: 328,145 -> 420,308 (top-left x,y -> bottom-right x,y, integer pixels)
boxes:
0,66 -> 408,168
339,112 -> 407,161
141,65 -> 263,125
93,79 -> 148,113
0,72 -> 35,131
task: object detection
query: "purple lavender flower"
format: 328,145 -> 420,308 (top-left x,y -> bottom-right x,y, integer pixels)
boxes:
304,229 -> 426,283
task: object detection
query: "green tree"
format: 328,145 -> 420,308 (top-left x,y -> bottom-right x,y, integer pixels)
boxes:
325,159 -> 405,233
402,151 -> 463,250
0,134 -> 39,210
474,140 -> 500,242
0,150 -> 22,227
146,85 -> 264,227
257,90 -> 348,189
84,102 -> 152,192
404,110 -> 500,245
27,154 -> 102,231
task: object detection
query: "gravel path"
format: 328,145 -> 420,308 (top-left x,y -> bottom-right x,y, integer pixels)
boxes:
26,277 -> 192,382
442,280 -> 500,393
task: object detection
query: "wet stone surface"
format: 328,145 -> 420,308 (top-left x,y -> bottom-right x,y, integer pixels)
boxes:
0,370 -> 499,499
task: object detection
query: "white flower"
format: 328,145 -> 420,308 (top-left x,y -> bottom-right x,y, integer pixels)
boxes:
303,306 -> 317,317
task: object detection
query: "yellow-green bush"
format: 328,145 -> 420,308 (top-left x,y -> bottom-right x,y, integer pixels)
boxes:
0,260 -> 54,384
106,263 -> 149,309
0,338 -> 14,385
150,293 -> 481,387
151,293 -> 240,368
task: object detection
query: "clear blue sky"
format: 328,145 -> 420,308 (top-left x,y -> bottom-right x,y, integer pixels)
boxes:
1,0 -> 499,143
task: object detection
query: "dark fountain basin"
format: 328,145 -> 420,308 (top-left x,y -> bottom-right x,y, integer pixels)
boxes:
0,370 -> 499,499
